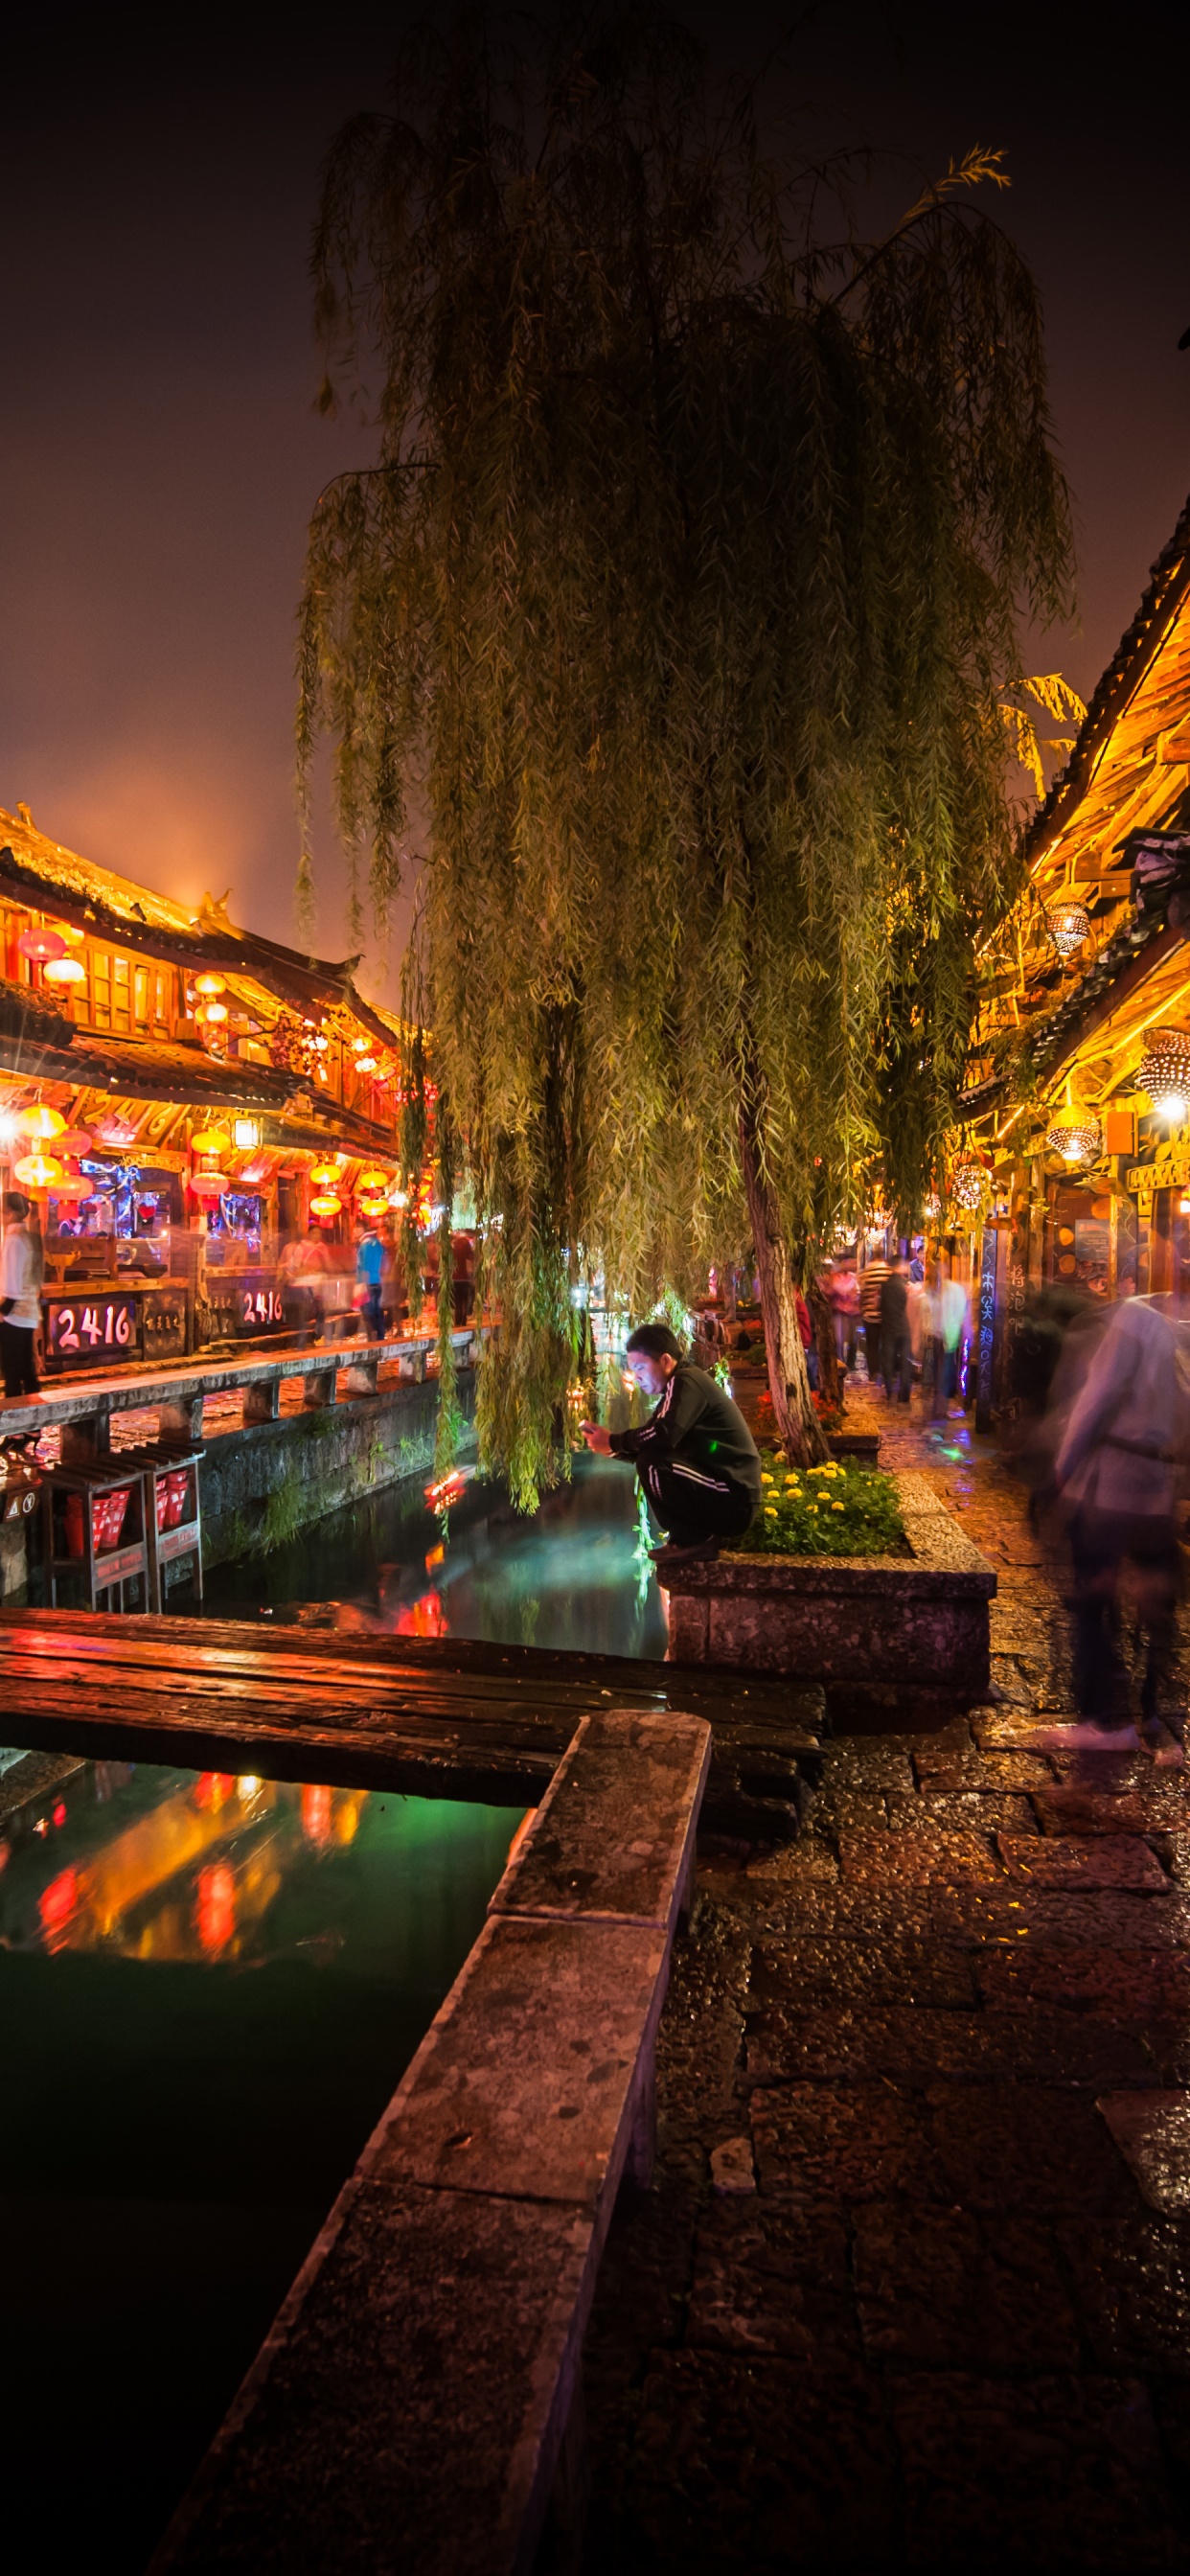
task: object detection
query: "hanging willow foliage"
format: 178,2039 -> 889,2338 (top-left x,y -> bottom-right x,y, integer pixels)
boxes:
298,7 -> 1073,1494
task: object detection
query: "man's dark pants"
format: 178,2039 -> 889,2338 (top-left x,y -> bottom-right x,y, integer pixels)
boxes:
881,1329 -> 912,1404
640,1461 -> 757,1549
0,1322 -> 37,1398
1068,1506 -> 1179,1727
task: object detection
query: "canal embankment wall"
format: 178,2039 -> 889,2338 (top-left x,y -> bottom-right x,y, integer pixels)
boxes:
0,1333 -> 482,1603
194,1372 -> 477,1576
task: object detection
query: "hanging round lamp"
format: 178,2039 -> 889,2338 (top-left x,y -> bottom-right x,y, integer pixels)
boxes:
355,1056 -> 378,1074
191,1125 -> 231,1156
310,1161 -> 341,1186
309,1192 -> 342,1218
56,1128 -> 92,1158
18,928 -> 65,964
188,1168 -> 229,1201
41,956 -> 85,987
51,1169 -> 95,1201
1044,1114 -> 1102,1165
17,1102 -> 66,1140
1136,1027 -> 1190,1121
356,1168 -> 390,1193
1048,899 -> 1090,962
358,1197 -> 388,1219
950,1159 -> 988,1212
14,1153 -> 62,1190
195,973 -> 226,997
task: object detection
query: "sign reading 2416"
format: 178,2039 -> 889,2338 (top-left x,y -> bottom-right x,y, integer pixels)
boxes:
47,1298 -> 139,1363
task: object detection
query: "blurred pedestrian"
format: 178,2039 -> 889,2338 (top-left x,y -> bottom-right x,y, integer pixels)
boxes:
1054,1296 -> 1190,1735
0,1192 -> 42,1397
859,1253 -> 888,1384
356,1223 -> 385,1341
878,1255 -> 912,1404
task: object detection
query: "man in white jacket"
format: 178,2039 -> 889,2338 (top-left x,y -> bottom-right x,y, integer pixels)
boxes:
1055,1295 -> 1190,1733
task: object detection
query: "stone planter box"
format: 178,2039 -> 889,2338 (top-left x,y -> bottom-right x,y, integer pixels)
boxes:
662,1473 -> 995,1732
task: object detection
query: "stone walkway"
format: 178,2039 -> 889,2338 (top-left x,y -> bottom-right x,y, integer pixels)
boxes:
581,1395 -> 1190,2572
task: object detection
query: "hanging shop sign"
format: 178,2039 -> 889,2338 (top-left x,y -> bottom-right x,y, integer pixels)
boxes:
44,1293 -> 140,1368
1128,1150 -> 1190,1200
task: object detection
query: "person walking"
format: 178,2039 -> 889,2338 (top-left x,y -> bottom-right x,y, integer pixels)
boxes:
1054,1294 -> 1190,1736
0,1192 -> 43,1397
859,1253 -> 888,1385
939,1273 -> 970,1414
879,1255 -> 912,1404
582,1322 -> 761,1564
355,1224 -> 385,1342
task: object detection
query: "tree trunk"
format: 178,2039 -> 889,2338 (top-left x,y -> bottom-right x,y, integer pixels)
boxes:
738,1078 -> 830,1466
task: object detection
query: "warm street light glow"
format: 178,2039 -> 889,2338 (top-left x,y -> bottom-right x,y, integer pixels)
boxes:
309,1191 -> 341,1216
42,955 -> 86,985
18,1102 -> 66,1139
232,1117 -> 262,1150
14,1153 -> 62,1188
195,974 -> 226,996
191,1126 -> 231,1155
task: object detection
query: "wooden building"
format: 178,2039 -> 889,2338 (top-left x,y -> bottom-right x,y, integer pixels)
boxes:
961,493 -> 1190,1415
0,806 -> 411,1370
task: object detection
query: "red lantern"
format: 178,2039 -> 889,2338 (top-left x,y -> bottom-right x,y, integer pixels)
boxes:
188,1169 -> 229,1201
18,928 -> 65,964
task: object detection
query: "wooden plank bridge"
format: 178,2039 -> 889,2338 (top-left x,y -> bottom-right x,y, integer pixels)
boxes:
0,1607 -> 822,1839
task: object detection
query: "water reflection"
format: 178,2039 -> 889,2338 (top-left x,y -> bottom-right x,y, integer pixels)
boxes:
204,1451 -> 669,1655
0,1749 -> 518,2574
3,1765 -> 375,1965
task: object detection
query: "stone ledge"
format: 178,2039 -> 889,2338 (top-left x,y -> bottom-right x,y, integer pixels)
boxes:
150,1708 -> 711,2576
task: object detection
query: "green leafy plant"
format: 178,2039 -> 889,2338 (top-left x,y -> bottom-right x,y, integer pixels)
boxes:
300,8 -> 1073,1498
729,1455 -> 905,1556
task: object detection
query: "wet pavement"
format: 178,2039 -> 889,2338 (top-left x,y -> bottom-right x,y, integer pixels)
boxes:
583,1392 -> 1190,2572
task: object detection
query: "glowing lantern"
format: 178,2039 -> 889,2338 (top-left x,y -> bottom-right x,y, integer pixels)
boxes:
357,1168 -> 390,1192
56,1129 -> 92,1158
309,1192 -> 341,1217
195,973 -> 226,996
41,956 -> 86,986
355,1056 -> 378,1074
18,928 -> 65,963
950,1159 -> 988,1212
1048,899 -> 1090,962
1137,1027 -> 1190,1123
51,1170 -> 95,1201
17,1103 -> 65,1140
198,1000 -> 228,1024
352,1038 -> 369,1055
232,1117 -> 261,1151
188,1168 -> 229,1201
191,1126 -> 230,1156
14,1154 -> 62,1190
310,1161 -> 341,1185
358,1198 -> 388,1220
1045,1114 -> 1101,1166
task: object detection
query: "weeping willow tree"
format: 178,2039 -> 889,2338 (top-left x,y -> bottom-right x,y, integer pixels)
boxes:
298,7 -> 1073,1489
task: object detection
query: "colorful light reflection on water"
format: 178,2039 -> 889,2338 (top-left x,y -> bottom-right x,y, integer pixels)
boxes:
0,1748 -> 520,2573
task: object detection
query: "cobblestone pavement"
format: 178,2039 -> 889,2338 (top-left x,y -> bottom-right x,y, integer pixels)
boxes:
581,1395 -> 1190,2573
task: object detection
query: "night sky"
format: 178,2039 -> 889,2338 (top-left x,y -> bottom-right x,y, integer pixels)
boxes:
2,6 -> 1186,1003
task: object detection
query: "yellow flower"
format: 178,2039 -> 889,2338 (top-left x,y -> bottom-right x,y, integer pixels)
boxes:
760,1472 -> 773,1486
831,1501 -> 845,1511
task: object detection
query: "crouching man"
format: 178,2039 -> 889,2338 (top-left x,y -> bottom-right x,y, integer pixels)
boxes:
582,1323 -> 762,1564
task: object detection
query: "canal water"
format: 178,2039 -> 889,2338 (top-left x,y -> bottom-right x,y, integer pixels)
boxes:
0,1751 -> 517,2573
201,1449 -> 671,1657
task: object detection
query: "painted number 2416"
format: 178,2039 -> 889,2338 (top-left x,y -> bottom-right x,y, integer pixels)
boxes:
56,1304 -> 132,1351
